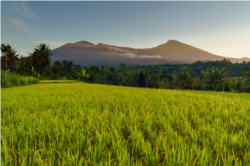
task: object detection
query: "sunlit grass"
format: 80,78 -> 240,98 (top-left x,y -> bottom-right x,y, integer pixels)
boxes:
1,83 -> 250,165
39,80 -> 76,84
1,71 -> 39,88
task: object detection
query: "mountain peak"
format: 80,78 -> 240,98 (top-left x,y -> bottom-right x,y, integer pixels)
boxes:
97,43 -> 104,46
165,40 -> 186,46
74,41 -> 95,46
154,40 -> 185,49
52,39 -> 249,66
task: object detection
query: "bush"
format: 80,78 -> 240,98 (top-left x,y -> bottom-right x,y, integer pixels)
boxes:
9,76 -> 21,86
19,77 -> 29,85
159,82 -> 170,89
1,71 -> 39,88
217,82 -> 233,92
201,82 -> 233,92
201,84 -> 214,91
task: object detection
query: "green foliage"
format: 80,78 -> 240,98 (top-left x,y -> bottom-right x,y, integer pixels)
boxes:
76,67 -> 90,82
1,70 -> 39,88
145,68 -> 161,88
217,81 -> 234,92
170,66 -> 200,89
29,43 -> 52,77
242,67 -> 250,78
52,60 -> 80,80
201,66 -> 232,91
158,81 -> 170,89
130,59 -> 250,79
231,77 -> 249,92
1,44 -> 19,71
15,56 -> 33,76
201,84 -> 214,91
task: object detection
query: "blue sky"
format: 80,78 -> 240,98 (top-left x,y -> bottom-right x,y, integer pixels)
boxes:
1,1 -> 250,58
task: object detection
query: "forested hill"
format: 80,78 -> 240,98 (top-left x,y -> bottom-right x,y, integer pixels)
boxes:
127,59 -> 250,79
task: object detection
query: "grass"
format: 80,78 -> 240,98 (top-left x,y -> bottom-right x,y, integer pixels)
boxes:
39,80 -> 76,84
1,71 -> 39,88
1,83 -> 250,165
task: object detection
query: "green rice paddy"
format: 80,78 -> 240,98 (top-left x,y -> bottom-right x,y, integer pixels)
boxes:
1,83 -> 250,165
39,80 -> 76,84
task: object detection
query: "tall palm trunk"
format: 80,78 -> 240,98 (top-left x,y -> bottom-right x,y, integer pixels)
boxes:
82,77 -> 84,83
214,84 -> 217,91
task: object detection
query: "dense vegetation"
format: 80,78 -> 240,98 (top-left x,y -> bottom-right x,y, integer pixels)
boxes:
1,71 -> 39,88
129,59 -> 250,79
2,83 -> 250,165
1,43 -> 250,92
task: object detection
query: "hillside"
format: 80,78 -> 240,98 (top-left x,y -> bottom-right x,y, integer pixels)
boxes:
52,40 -> 249,66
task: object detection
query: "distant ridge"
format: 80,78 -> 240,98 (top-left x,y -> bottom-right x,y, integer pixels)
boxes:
52,40 -> 250,66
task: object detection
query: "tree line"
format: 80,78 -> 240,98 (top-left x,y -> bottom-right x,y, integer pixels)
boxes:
1,43 -> 250,92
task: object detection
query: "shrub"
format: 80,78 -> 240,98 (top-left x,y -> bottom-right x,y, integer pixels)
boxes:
159,82 -> 170,89
10,75 -> 21,86
217,82 -> 233,92
1,71 -> 39,88
201,84 -> 214,91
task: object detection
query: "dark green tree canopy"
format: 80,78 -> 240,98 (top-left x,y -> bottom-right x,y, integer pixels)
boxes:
201,67 -> 232,91
29,44 -> 52,77
170,66 -> 200,89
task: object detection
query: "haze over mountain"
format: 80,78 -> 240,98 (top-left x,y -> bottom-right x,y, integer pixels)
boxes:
52,40 -> 249,66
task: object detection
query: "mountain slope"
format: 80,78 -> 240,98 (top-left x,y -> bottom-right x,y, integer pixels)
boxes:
52,40 -> 249,66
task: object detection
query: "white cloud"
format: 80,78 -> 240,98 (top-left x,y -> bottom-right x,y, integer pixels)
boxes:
102,51 -> 163,58
9,2 -> 40,20
2,16 -> 36,35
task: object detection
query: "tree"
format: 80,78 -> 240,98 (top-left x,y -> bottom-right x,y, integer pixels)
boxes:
231,77 -> 249,93
88,66 -> 99,82
131,70 -> 141,87
145,70 -> 161,88
170,66 -> 199,89
15,56 -> 33,76
31,66 -> 40,78
120,63 -> 126,69
6,49 -> 19,70
76,67 -> 90,82
201,67 -> 232,91
52,60 -> 76,79
242,67 -> 250,78
29,44 -> 52,76
159,77 -> 170,89
115,66 -> 134,86
0,44 -> 11,71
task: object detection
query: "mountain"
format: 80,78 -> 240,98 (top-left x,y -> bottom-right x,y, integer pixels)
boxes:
51,40 -> 249,66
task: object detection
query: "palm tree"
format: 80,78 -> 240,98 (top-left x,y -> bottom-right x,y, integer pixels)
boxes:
242,67 -> 250,78
170,66 -> 199,89
231,77 -> 249,93
7,49 -> 19,69
30,44 -> 52,75
34,44 -> 52,56
201,67 -> 232,91
76,67 -> 90,82
1,44 -> 12,70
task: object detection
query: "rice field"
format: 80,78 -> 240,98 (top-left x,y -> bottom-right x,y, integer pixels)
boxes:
39,80 -> 76,84
1,83 -> 250,165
